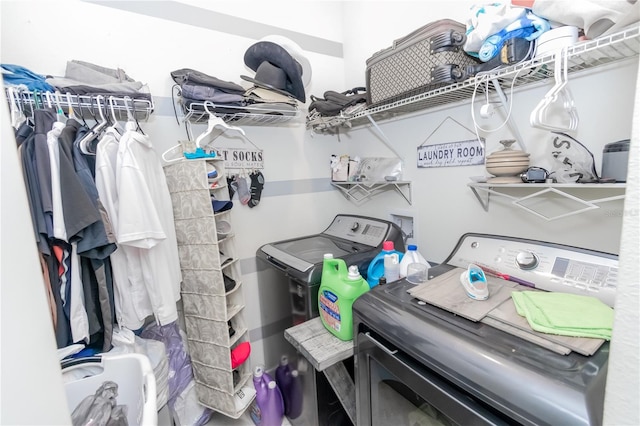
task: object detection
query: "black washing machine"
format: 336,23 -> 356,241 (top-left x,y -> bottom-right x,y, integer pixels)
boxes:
256,214 -> 404,426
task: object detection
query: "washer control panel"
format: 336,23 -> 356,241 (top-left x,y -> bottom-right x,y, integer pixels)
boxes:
447,233 -> 618,307
323,214 -> 398,247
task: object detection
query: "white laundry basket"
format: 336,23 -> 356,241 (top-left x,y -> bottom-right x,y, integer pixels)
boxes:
62,353 -> 157,425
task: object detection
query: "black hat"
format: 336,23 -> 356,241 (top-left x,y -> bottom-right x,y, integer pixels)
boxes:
241,41 -> 305,103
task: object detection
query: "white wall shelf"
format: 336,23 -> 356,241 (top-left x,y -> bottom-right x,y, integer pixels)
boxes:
178,98 -> 300,126
468,182 -> 626,221
332,181 -> 412,205
308,25 -> 640,133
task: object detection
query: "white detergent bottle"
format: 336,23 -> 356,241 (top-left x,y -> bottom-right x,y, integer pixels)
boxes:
383,253 -> 400,282
399,245 -> 431,278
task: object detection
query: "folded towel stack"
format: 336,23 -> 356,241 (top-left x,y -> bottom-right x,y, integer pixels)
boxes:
512,291 -> 614,340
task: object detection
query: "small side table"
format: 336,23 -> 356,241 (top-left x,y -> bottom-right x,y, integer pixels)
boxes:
284,317 -> 356,425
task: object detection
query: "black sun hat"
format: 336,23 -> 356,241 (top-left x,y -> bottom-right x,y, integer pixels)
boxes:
241,41 -> 306,103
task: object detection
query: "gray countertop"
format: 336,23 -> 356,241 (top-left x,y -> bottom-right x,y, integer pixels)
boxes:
284,317 -> 354,371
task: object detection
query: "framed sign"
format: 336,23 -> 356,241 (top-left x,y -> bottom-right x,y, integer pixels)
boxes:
417,116 -> 485,168
417,139 -> 485,168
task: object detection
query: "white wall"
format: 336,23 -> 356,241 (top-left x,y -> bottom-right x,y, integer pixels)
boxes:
325,62 -> 636,259
603,62 -> 640,426
1,0 -> 638,423
0,89 -> 71,423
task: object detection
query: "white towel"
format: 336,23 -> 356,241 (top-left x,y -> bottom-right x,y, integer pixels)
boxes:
464,1 -> 527,53
532,0 -> 638,39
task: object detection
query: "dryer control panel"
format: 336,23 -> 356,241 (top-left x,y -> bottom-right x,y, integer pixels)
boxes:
445,233 -> 618,307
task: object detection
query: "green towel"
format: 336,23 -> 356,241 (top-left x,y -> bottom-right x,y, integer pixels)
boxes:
512,291 -> 614,340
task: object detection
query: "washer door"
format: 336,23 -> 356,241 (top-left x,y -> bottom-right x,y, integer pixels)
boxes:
356,331 -> 513,426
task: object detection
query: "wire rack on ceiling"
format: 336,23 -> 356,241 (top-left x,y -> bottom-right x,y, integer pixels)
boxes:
308,24 -> 640,134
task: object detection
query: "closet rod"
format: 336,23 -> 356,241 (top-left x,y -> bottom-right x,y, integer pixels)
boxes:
4,88 -> 155,121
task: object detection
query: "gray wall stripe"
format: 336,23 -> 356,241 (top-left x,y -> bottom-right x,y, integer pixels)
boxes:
249,316 -> 293,342
262,177 -> 333,197
83,0 -> 343,57
154,95 -> 181,118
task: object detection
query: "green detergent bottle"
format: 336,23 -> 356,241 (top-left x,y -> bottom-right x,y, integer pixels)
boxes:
318,255 -> 370,341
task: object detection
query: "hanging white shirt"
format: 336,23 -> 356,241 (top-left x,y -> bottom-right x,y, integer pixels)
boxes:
95,128 -> 152,329
69,242 -> 89,343
115,122 -> 182,326
47,121 -> 67,241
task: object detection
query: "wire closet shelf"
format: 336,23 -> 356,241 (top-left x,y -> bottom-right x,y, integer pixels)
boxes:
180,100 -> 301,126
308,24 -> 640,133
5,89 -> 155,121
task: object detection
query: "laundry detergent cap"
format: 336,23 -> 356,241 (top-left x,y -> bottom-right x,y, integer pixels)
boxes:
382,241 -> 395,251
408,244 -> 417,251
254,365 -> 264,378
348,265 -> 361,280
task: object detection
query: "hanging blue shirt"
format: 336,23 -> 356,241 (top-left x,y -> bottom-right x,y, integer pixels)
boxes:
1,63 -> 55,91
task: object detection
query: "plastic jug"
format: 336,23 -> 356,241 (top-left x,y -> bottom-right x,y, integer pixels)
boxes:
251,366 -> 283,426
287,370 -> 303,419
318,257 -> 370,341
321,253 -> 334,284
275,356 -> 303,419
263,381 -> 284,426
383,253 -> 400,282
252,365 -> 273,410
399,245 -> 431,278
275,356 -> 292,416
366,241 -> 404,288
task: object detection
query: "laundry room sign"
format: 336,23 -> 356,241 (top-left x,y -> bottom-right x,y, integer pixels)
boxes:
214,148 -> 264,170
417,138 -> 485,168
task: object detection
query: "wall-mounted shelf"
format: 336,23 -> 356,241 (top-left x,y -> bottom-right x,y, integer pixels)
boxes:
308,25 -> 640,134
332,181 -> 412,205
179,99 -> 300,126
468,182 -> 626,221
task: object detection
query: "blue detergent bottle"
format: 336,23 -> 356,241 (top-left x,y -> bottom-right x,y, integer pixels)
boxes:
366,241 -> 404,288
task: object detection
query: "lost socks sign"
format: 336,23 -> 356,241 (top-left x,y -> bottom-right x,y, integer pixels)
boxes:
214,148 -> 264,169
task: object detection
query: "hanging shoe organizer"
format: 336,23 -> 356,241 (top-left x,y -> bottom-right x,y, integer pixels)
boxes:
163,157 -> 255,418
